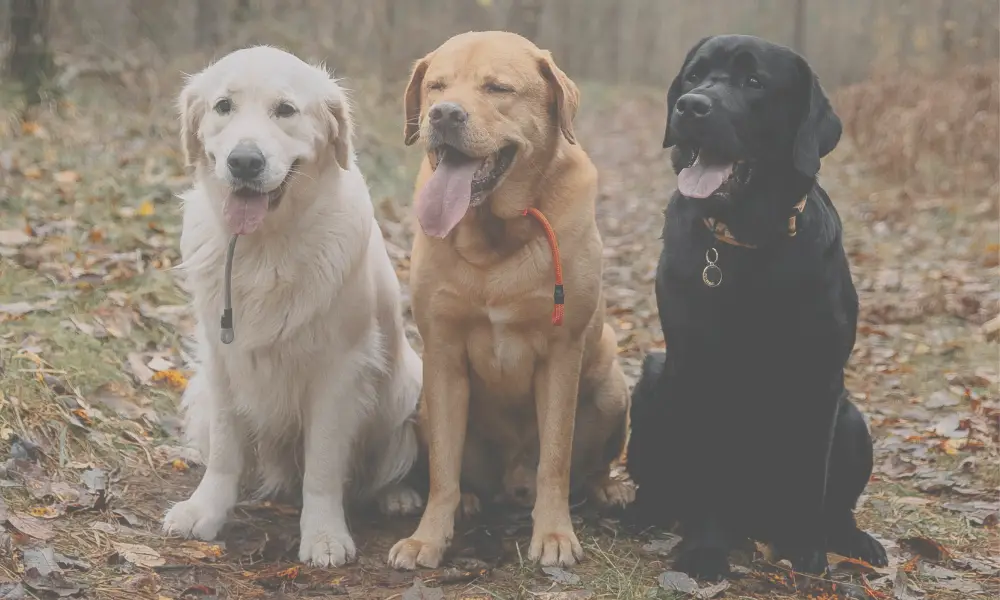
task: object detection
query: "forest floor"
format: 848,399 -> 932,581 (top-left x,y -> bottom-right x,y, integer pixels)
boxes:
0,68 -> 997,600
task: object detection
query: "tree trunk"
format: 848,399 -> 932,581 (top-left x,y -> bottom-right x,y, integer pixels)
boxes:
792,0 -> 807,56
505,0 -> 544,43
234,0 -> 254,23
7,0 -> 54,106
196,0 -> 224,49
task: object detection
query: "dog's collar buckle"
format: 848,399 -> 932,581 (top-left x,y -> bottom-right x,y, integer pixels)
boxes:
702,195 -> 808,250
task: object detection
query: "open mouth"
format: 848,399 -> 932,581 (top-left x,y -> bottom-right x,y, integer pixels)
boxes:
414,143 -> 518,239
432,144 -> 517,205
222,160 -> 299,235
677,148 -> 752,199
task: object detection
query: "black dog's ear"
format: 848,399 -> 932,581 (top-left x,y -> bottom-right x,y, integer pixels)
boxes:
663,36 -> 711,149
791,57 -> 842,178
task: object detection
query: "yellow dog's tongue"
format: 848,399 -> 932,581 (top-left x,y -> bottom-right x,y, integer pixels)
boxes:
223,194 -> 269,235
416,154 -> 481,239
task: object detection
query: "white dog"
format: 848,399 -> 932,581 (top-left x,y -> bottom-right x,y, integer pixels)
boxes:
162,46 -> 424,567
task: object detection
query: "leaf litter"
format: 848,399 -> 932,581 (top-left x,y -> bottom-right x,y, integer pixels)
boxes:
0,50 -> 997,600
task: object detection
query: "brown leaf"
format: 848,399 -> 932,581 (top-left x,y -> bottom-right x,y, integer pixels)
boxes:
22,547 -> 61,577
899,536 -> 950,561
21,568 -> 82,598
112,542 -> 165,568
402,579 -> 445,600
7,514 -> 55,540
0,230 -> 32,247
528,593 -> 594,600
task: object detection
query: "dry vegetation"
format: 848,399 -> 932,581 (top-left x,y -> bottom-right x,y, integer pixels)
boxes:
1,2 -> 999,599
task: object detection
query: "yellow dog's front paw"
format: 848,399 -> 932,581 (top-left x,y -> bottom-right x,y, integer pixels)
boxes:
529,525 -> 583,567
388,536 -> 446,570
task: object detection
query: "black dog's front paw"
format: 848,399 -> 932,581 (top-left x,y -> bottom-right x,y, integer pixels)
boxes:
675,545 -> 731,581
829,529 -> 888,567
778,546 -> 829,576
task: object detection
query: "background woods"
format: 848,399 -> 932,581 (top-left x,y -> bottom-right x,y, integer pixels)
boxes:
1,2 -> 998,600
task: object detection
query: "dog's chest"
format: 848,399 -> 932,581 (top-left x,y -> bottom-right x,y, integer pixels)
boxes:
467,305 -> 550,399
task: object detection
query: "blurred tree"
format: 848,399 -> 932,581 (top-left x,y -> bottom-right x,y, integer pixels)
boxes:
506,0 -> 543,42
234,0 -> 254,23
7,0 -> 54,106
196,0 -> 225,49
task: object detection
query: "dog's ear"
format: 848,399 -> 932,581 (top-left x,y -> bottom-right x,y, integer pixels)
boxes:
177,77 -> 205,167
538,50 -> 579,145
326,92 -> 354,170
663,36 -> 711,149
403,53 -> 432,146
791,56 -> 842,178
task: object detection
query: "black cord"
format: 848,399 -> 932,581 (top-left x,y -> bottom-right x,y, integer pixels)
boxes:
221,234 -> 239,344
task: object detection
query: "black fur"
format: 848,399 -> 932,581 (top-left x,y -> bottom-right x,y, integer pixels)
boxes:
626,35 -> 887,581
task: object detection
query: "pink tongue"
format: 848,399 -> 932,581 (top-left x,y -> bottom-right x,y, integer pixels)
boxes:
223,194 -> 269,235
415,155 -> 481,239
678,160 -> 734,199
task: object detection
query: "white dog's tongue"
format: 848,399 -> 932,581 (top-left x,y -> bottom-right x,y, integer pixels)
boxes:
415,153 -> 481,239
678,156 -> 734,199
223,194 -> 269,235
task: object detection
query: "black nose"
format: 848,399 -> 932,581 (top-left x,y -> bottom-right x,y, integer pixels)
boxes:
428,102 -> 468,128
227,144 -> 266,180
676,93 -> 712,118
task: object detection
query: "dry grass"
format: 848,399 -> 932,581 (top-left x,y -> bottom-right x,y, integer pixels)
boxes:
1,54 -> 998,599
834,63 -> 1000,198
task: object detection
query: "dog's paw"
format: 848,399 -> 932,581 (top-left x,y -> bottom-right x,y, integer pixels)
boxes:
829,529 -> 888,568
299,526 -> 357,567
457,492 -> 481,520
589,475 -> 636,509
388,537 -> 446,570
776,545 -> 829,576
529,524 -> 584,567
675,546 -> 731,582
377,484 -> 424,517
162,498 -> 227,540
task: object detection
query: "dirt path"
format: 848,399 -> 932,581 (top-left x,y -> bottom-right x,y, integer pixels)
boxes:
0,84 -> 997,600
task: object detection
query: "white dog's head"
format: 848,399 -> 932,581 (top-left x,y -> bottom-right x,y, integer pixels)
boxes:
178,46 -> 353,235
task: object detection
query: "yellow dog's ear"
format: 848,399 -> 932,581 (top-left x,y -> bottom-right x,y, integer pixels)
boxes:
537,50 -> 579,145
403,53 -> 433,146
177,77 -> 205,167
326,93 -> 353,170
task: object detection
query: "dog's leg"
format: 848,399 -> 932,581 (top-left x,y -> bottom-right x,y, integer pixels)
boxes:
823,399 -> 887,566
163,369 -> 243,541
675,515 -> 733,581
388,336 -> 469,570
297,372 -> 369,567
529,339 -> 585,567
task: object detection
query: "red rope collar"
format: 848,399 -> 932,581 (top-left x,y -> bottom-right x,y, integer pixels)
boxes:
522,207 -> 564,326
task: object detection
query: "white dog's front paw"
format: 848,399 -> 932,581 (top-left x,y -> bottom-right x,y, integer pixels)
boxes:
377,483 -> 424,517
299,526 -> 357,567
162,498 -> 228,540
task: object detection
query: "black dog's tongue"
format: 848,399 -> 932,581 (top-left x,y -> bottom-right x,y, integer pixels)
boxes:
679,154 -> 734,199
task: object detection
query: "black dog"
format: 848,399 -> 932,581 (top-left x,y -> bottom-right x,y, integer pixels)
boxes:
625,35 -> 888,581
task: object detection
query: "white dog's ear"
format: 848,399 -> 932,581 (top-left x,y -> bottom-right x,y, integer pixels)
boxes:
325,94 -> 353,170
177,79 -> 205,167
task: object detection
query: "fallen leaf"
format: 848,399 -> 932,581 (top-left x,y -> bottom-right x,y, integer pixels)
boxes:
828,552 -> 888,576
21,568 -> 82,597
542,566 -> 581,585
90,383 -> 151,421
899,536 -> 950,561
81,468 -> 106,494
28,505 -> 63,519
138,200 -> 155,217
112,542 -> 165,568
402,579 -> 445,600
7,514 -> 55,540
0,580 -> 26,599
22,547 -> 61,577
528,592 -> 594,600
925,390 -> 960,408
53,171 -> 80,184
146,356 -> 174,372
0,230 -> 32,247
0,303 -> 39,317
694,580 -> 729,599
127,353 -> 155,385
657,570 -> 699,594
152,369 -> 188,391
642,534 -> 682,556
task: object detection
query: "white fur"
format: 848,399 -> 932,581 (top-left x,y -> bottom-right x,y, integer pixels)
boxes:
162,46 -> 423,567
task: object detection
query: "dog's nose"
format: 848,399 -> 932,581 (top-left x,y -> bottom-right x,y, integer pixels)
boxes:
676,93 -> 712,118
428,102 -> 468,128
227,144 -> 266,180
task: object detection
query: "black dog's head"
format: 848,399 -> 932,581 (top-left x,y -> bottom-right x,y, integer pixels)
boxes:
663,35 -> 841,205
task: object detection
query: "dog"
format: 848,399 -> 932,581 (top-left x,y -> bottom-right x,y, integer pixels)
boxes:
161,46 -> 424,567
387,31 -> 633,570
625,35 -> 888,580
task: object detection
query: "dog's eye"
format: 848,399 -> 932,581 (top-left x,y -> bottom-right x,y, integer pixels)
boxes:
427,81 -> 446,91
214,98 -> 233,115
275,102 -> 298,118
685,70 -> 700,83
745,75 -> 764,89
484,82 -> 514,94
